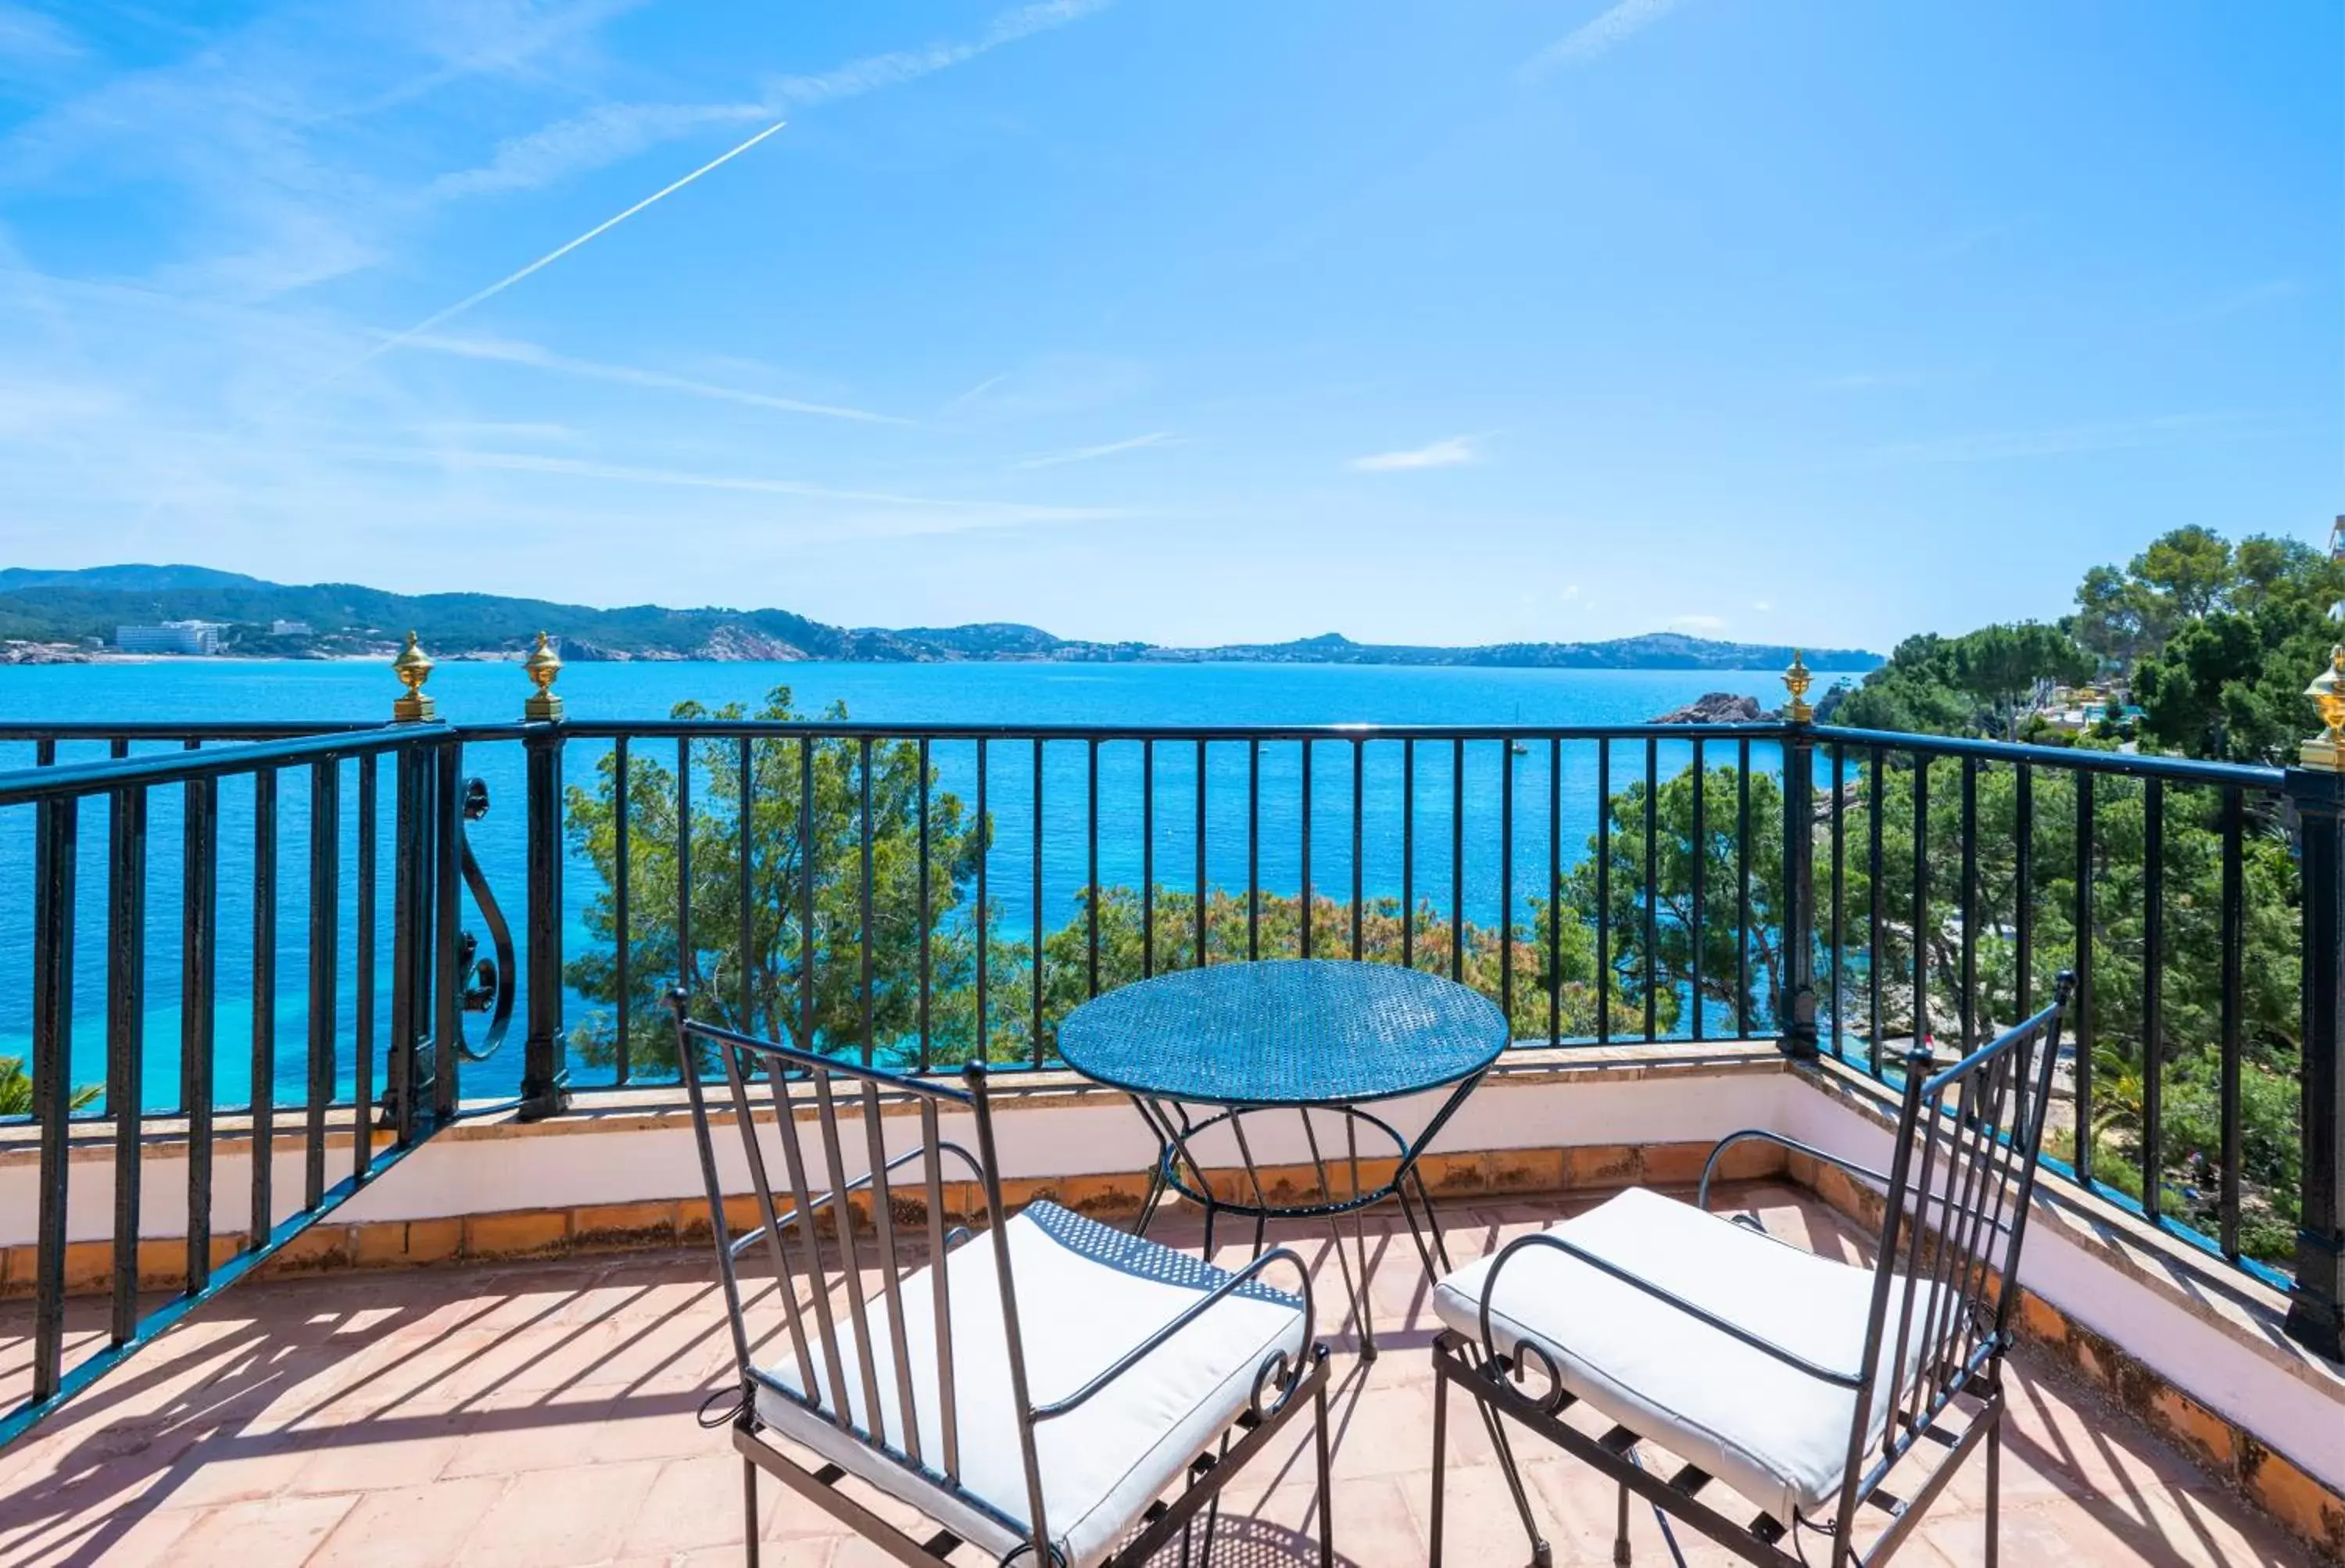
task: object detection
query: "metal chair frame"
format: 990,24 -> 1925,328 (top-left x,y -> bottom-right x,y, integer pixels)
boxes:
1430,976 -> 2073,1568
671,997 -> 1334,1568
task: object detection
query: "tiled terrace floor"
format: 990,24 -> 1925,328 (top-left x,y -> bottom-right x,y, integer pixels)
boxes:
0,1186 -> 2315,1567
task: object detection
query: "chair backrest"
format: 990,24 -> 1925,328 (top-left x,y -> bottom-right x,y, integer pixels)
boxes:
1838,973 -> 2073,1519
669,998 -> 1054,1563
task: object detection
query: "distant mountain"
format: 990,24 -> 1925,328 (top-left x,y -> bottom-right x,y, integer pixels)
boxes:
0,565 -> 1883,671
0,564 -> 268,592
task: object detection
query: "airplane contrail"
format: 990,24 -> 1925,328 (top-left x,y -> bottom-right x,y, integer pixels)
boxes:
288,118 -> 789,405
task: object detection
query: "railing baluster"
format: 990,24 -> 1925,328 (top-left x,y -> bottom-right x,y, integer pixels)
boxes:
2074,770 -> 2096,1186
1452,736 -> 1466,986
861,739 -> 876,1066
801,739 -> 817,1056
1596,739 -> 1612,1044
1548,736 -> 1562,1046
354,758 -> 376,1179
250,767 -> 277,1250
2220,785 -> 2244,1261
1735,738 -> 1751,1037
1499,736 -> 1514,1022
184,776 -> 216,1284
107,783 -> 147,1345
1031,737 -> 1044,1065
1911,757 -> 1930,1051
1960,757 -> 1978,1047
1350,738 -> 1364,961
1301,739 -> 1314,961
1087,738 -> 1100,993
31,796 -> 77,1402
1867,748 -> 1885,1075
614,737 -> 630,1083
1194,739 -> 1207,968
918,739 -> 933,1068
2014,764 -> 2034,1024
676,736 -> 693,1001
1691,739 -> 1706,1040
431,743 -> 461,1122
1140,739 -> 1154,979
2142,775 -> 2165,1223
1643,736 -> 1658,1041
976,739 -> 990,1057
305,758 -> 338,1212
1402,741 -> 1416,970
1248,738 -> 1261,961
738,739 -> 754,1033
1829,744 -> 1846,1059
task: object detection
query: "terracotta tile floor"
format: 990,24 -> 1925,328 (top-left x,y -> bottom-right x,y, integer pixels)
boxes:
0,1186 -> 2315,1566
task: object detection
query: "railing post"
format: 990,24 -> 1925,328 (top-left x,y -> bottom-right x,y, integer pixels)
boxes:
385,634 -> 440,1136
1776,653 -> 1821,1058
519,633 -> 571,1121
2283,647 -> 2345,1358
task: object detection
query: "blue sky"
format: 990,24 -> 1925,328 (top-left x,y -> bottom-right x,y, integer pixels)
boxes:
0,1 -> 2335,651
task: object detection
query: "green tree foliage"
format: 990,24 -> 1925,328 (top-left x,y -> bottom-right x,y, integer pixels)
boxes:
1831,625 -> 2090,739
1813,754 -> 2302,1262
562,688 -> 990,1076
2066,527 -> 2345,763
0,1056 -> 101,1115
1563,764 -> 1785,1034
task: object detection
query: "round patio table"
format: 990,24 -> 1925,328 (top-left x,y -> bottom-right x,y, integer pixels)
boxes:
1057,959 -> 1509,1359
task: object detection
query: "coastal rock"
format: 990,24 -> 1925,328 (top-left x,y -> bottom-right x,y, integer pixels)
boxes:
0,640 -> 93,665
1652,692 -> 1771,725
695,624 -> 806,661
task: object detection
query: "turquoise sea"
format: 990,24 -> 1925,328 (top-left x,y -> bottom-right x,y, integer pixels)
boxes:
0,660 -> 1789,1107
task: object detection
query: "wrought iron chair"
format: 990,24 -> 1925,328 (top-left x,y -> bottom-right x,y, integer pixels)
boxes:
1427,976 -> 2073,1568
671,998 -> 1334,1568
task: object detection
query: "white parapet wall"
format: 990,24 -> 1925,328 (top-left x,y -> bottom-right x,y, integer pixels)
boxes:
3,1045 -> 2339,1506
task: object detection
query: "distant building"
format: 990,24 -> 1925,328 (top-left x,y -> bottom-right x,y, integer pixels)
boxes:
115,620 -> 225,655
2332,516 -> 2344,621
270,619 -> 314,638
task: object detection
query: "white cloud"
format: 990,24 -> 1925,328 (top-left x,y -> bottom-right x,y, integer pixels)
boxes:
406,333 -> 908,425
1013,431 -> 1182,470
1523,0 -> 1688,79
1350,435 -> 1480,472
435,0 -> 1115,199
1669,613 -> 1727,632
1752,600 -> 1772,612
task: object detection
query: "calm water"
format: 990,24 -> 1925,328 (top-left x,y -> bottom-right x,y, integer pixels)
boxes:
0,660 -> 1786,1105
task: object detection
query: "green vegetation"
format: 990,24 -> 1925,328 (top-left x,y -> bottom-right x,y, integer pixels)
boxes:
1812,524 -> 2333,1262
556,524 -> 2324,1265
0,1056 -> 101,1116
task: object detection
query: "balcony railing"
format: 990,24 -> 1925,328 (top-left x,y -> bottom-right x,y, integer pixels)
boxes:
2,652 -> 2340,1446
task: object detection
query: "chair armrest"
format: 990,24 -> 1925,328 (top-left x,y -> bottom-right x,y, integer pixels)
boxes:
1474,1230 -> 1863,1391
1697,1129 -> 2022,1240
1696,1129 -> 1896,1211
1030,1245 -> 1318,1422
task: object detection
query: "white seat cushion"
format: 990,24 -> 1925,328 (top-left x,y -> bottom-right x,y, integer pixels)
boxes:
753,1201 -> 1305,1568
1431,1187 -> 1950,1523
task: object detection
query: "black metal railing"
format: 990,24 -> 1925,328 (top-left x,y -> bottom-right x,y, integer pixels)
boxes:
0,724 -> 512,1441
2,690 -> 2339,1426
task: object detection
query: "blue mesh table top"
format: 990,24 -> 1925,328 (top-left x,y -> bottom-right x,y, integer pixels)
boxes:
1055,960 -> 1509,1107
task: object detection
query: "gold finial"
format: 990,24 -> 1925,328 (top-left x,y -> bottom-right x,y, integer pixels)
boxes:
522,630 -> 564,721
391,631 -> 438,722
1782,648 -> 1815,724
2302,645 -> 2345,768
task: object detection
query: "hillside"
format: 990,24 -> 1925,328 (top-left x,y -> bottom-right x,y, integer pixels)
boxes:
0,565 -> 1882,671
